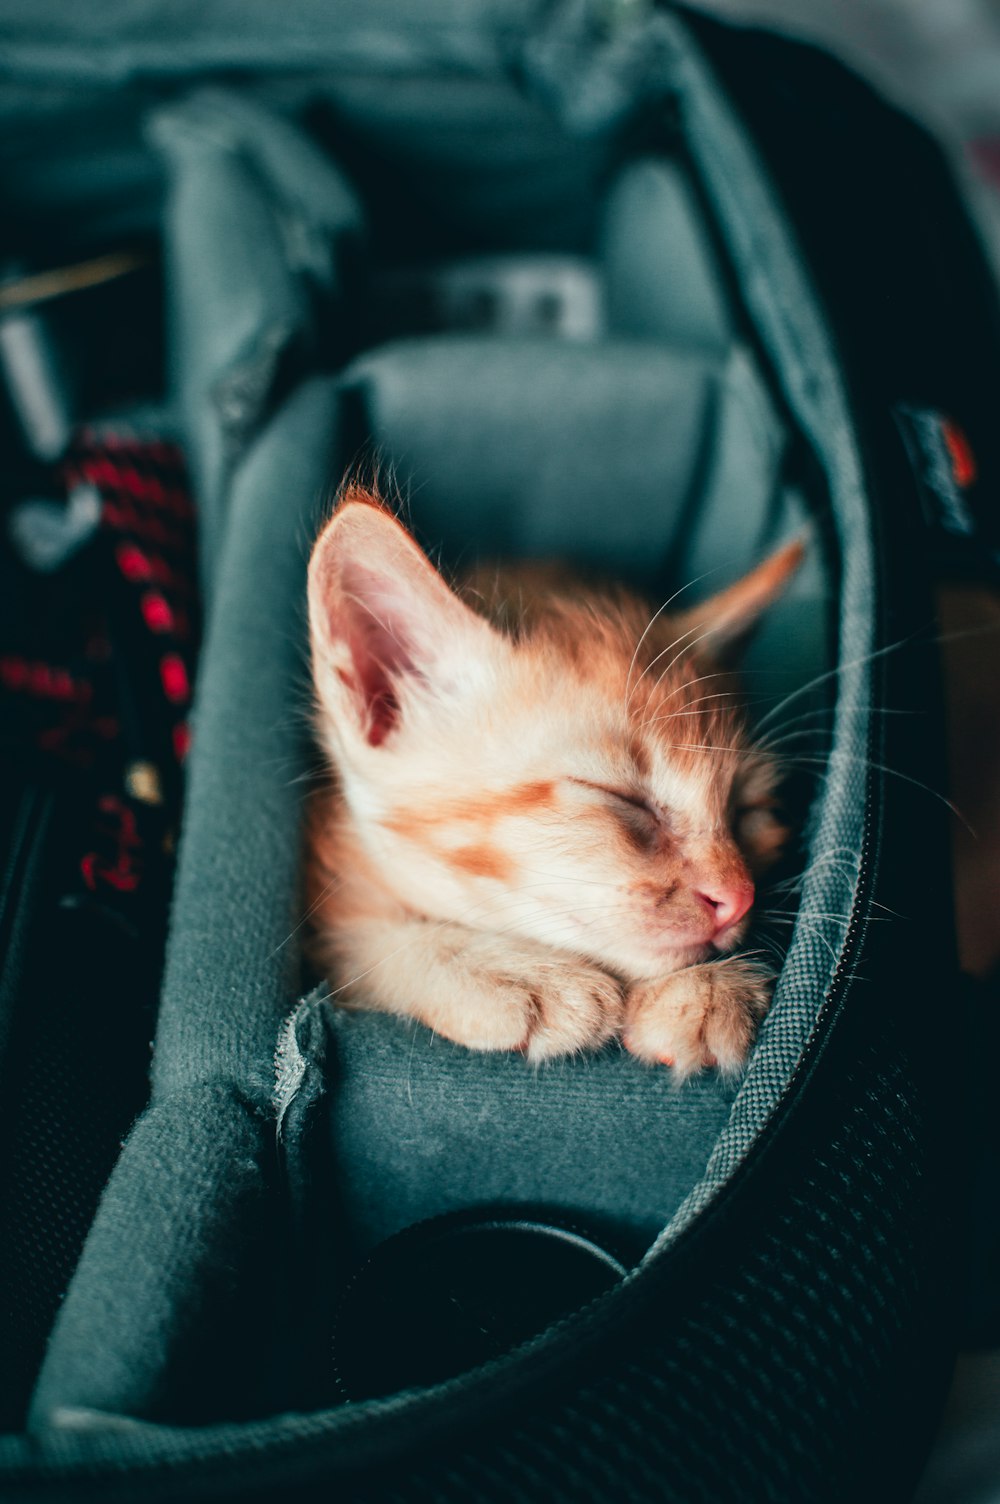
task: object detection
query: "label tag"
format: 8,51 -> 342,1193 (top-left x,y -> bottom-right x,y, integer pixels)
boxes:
893,404 -> 998,579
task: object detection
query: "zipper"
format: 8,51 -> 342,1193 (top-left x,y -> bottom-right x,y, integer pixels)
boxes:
0,784 -> 51,961
0,783 -> 54,1064
781,773 -> 876,1099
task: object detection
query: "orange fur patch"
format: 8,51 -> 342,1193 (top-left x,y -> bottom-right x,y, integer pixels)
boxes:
385,780 -> 556,839
447,842 -> 513,880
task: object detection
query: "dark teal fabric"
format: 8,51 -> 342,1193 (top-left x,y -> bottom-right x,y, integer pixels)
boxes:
149,91 -> 361,588
151,377 -> 341,1101
0,2 -> 538,81
601,156 -> 734,352
311,71 -> 611,254
319,1004 -> 738,1260
343,336 -> 784,586
28,1087 -> 273,1426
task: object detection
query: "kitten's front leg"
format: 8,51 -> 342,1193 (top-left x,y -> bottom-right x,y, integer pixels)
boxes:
329,916 -> 623,1062
622,958 -> 774,1078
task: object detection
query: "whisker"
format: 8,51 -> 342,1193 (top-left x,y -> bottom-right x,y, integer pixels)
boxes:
750,633 -> 925,738
628,623 -> 704,716
788,917 -> 843,967
661,698 -> 751,720
655,671 -> 732,707
752,937 -> 790,969
637,625 -> 730,731
516,866 -> 622,891
766,751 -> 975,834
760,911 -> 879,925
656,742 -> 743,755
747,707 -> 920,759
267,870 -> 346,961
623,565 -> 726,713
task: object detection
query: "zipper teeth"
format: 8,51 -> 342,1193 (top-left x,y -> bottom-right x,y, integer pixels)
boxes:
781,693 -> 878,1095
828,828 -> 872,993
0,786 -> 45,952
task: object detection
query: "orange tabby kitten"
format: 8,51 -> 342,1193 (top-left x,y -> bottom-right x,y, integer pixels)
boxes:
304,488 -> 802,1077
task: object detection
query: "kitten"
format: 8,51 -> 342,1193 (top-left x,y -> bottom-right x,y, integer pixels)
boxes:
304,487 -> 802,1077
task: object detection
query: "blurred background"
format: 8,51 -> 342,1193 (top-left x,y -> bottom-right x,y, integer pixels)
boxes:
691,0 -> 1000,266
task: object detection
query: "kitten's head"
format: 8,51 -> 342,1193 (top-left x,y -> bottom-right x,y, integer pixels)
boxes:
308,491 -> 802,982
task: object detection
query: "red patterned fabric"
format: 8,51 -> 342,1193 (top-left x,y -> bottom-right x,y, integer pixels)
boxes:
2,431 -> 199,917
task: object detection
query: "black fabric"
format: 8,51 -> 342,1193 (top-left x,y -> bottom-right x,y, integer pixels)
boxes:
0,788 -> 154,1431
350,1028 -> 949,1504
959,970 -> 1000,1345
313,1027 -> 948,1503
330,1212 -> 629,1402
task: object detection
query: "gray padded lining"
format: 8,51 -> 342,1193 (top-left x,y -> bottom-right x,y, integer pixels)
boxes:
345,331 -> 827,704
322,1006 -> 738,1261
343,335 -> 787,590
601,156 -> 734,353
150,88 -> 361,590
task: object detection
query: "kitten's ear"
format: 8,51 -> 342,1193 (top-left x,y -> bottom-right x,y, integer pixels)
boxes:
671,538 -> 805,661
308,494 -> 497,750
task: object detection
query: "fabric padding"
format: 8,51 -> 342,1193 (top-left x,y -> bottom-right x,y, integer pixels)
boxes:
321,1005 -> 737,1260
150,378 -> 341,1100
30,378 -> 346,1425
342,336 -> 783,593
601,157 -> 734,353
149,90 -> 360,589
29,1086 -> 273,1427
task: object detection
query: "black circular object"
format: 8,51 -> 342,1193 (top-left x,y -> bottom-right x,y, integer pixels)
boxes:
330,1210 -> 629,1402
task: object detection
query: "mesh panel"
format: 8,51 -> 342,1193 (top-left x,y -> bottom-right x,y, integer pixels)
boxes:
0,899 -> 155,1429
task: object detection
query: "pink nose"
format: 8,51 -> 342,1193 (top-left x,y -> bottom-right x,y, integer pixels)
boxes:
696,883 -> 754,932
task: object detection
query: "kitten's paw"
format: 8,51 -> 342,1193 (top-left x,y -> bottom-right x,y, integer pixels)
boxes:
520,960 -> 623,1063
432,956 -> 622,1062
622,960 -> 773,1078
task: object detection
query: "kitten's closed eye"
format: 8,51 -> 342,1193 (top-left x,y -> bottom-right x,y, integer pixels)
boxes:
569,777 -> 663,819
602,787 -> 666,850
604,789 -> 661,817
564,778 -> 667,852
